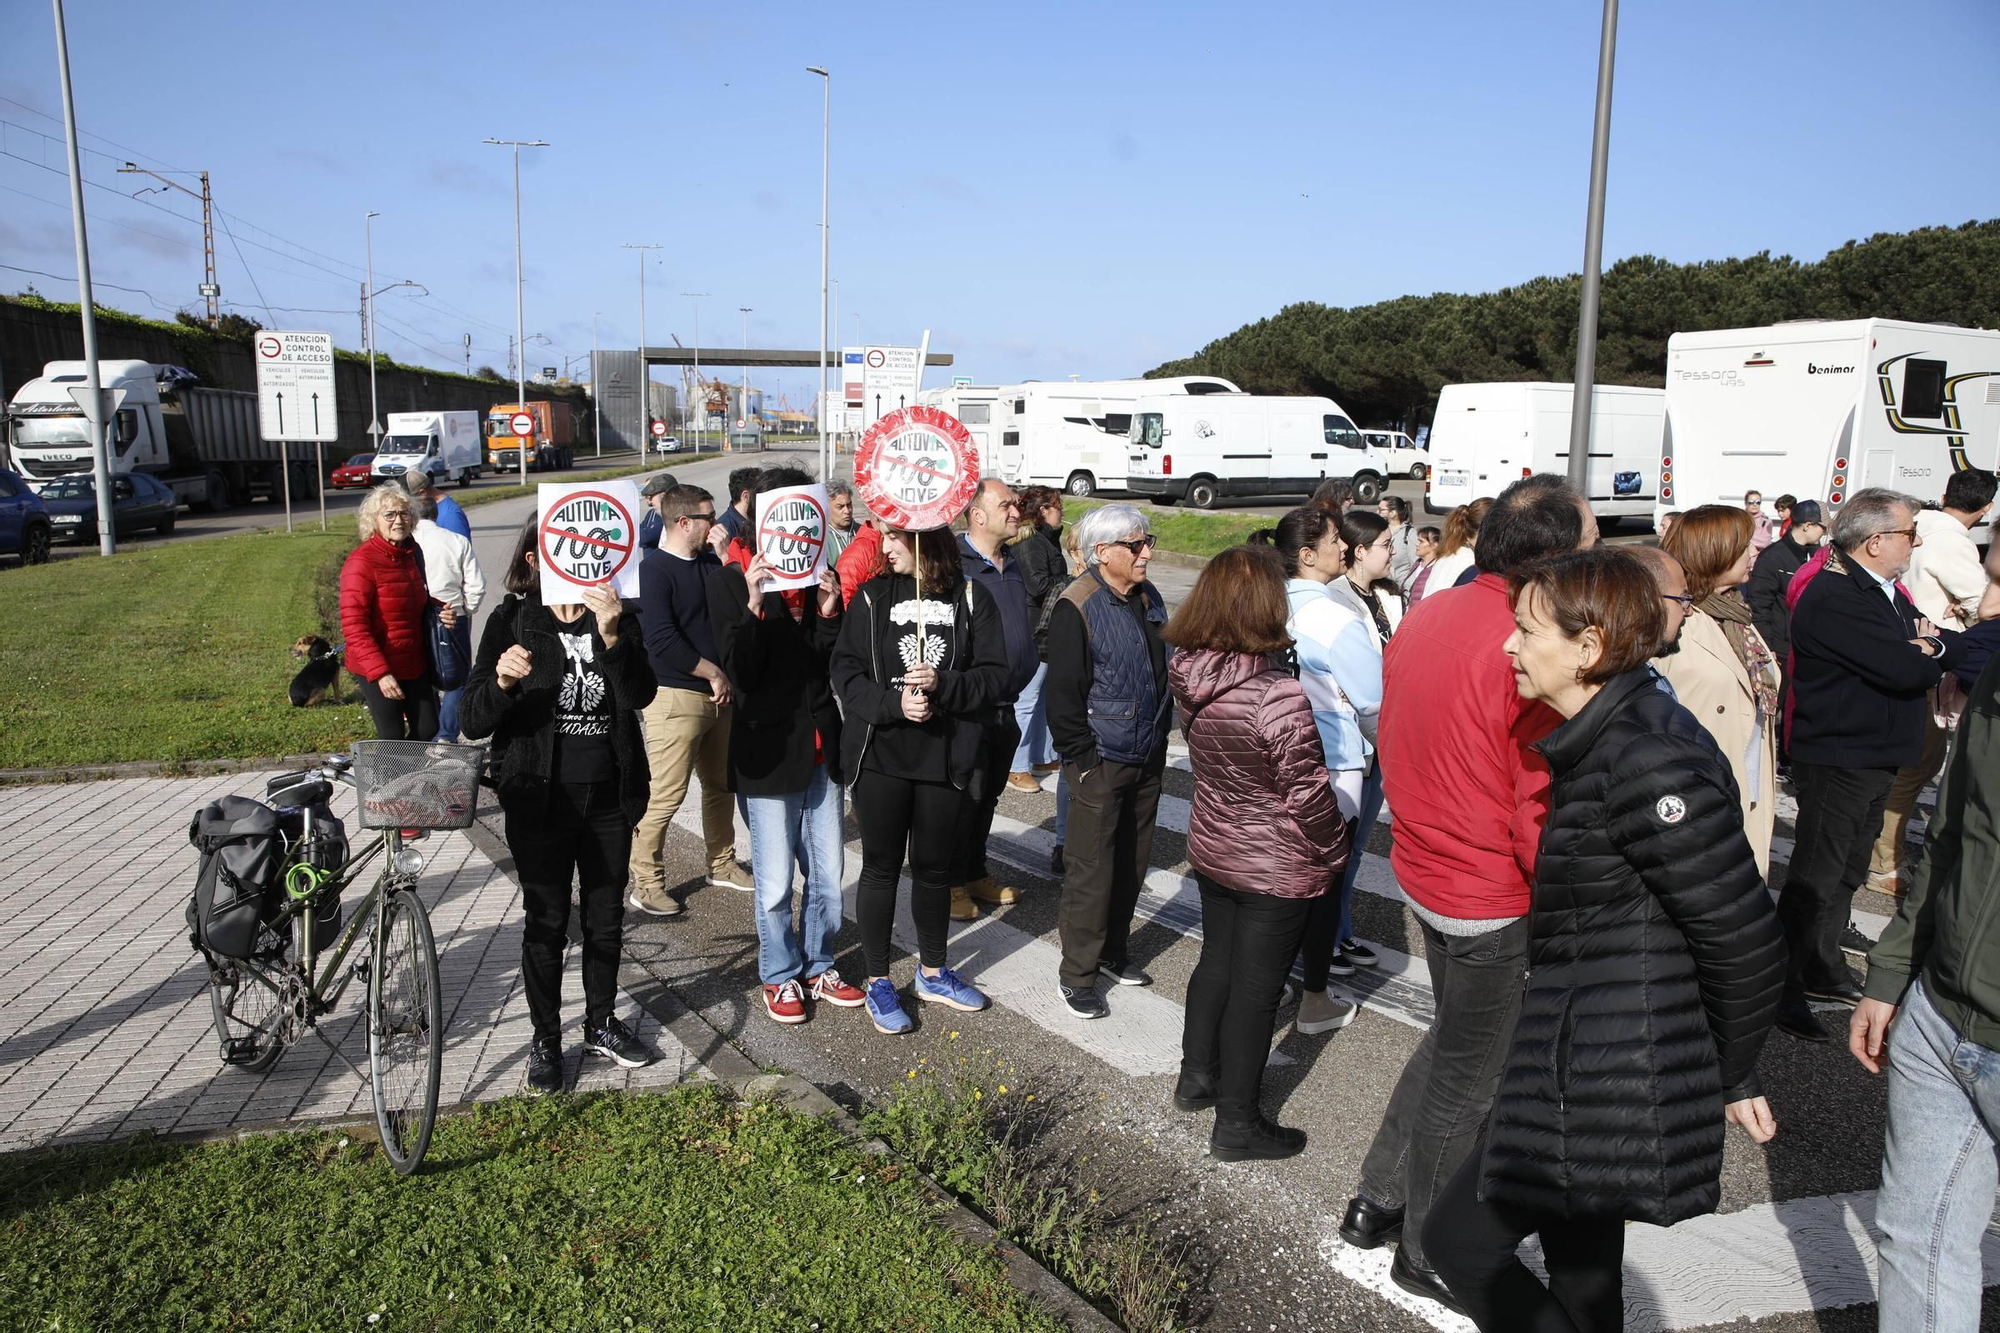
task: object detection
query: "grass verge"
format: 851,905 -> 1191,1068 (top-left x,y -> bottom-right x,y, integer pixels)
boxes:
0,1085 -> 1067,1333
1061,499 -> 1255,560
0,528 -> 367,768
865,1062 -> 1193,1333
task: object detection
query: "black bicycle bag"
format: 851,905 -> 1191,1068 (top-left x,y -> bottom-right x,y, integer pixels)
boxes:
185,796 -> 287,958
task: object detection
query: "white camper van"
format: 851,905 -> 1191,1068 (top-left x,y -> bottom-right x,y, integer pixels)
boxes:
915,384 -> 1006,477
1125,394 -> 1388,507
995,376 -> 1239,496
1661,319 -> 2000,532
1425,383 -> 1665,523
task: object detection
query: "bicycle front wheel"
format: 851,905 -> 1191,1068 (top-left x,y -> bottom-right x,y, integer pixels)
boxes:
368,888 -> 443,1174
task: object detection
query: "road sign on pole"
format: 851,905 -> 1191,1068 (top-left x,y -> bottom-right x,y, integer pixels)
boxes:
510,411 -> 536,437
253,331 -> 339,444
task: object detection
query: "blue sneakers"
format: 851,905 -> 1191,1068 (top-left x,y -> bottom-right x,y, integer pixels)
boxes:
912,967 -> 991,1012
865,978 -> 913,1035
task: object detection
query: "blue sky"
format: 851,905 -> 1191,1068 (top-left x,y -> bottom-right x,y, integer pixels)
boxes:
3,0 -> 1996,404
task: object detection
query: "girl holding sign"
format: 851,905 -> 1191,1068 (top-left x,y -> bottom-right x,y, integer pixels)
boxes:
832,526 -> 1011,1035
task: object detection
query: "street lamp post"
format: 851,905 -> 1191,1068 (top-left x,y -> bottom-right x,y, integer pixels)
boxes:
1567,0 -> 1619,492
365,212 -> 381,447
682,292 -> 709,451
739,306 -> 753,448
808,65 -> 830,478
51,0 -> 114,557
592,311 -> 603,457
484,137 -> 548,486
622,243 -> 661,455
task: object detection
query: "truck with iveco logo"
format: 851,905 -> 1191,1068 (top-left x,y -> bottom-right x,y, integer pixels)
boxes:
1660,319 -> 2000,535
371,411 -> 482,486
5,360 -> 314,510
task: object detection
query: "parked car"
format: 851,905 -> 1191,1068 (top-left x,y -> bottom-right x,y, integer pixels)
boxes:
0,468 -> 52,566
40,473 -> 178,543
330,453 -> 377,489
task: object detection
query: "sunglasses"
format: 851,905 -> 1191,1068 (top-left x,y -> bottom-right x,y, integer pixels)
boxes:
1099,535 -> 1158,556
1876,527 -> 1918,542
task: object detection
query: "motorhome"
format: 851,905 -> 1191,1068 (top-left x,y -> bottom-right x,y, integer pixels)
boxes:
373,411 -> 482,485
994,376 -> 1240,496
915,384 -> 1006,477
1125,394 -> 1387,507
1661,319 -> 2000,533
1425,383 -> 1665,523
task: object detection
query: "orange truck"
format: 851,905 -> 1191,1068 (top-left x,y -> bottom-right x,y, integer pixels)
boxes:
485,400 -> 578,472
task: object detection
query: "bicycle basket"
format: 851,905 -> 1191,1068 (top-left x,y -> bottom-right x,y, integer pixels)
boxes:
350,740 -> 483,830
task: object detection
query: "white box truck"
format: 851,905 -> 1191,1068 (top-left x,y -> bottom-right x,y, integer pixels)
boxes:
1660,319 -> 2000,533
372,411 -> 482,486
1125,393 -> 1389,507
1424,382 -> 1665,525
5,359 -> 312,509
994,376 -> 1239,497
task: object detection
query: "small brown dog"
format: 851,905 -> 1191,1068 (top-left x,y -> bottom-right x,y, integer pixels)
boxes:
289,635 -> 343,707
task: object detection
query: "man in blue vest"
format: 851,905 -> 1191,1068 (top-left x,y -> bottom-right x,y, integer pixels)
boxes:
1046,503 -> 1171,1019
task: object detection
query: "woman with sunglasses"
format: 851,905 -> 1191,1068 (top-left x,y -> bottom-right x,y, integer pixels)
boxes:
340,483 -> 454,740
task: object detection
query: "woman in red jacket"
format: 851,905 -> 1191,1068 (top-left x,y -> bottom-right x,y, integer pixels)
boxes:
340,484 -> 453,739
1165,544 -> 1351,1162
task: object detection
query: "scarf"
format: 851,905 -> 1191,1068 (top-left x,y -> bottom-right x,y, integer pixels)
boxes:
1699,589 -> 1779,717
1344,577 -> 1396,643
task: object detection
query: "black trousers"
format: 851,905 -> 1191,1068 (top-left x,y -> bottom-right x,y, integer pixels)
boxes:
949,715 -> 1022,886
1298,813 -> 1359,989
853,767 -> 961,977
505,780 -> 629,1045
1056,754 -> 1166,990
1182,874 -> 1312,1124
1779,761 -> 1895,1001
1425,1151 -> 1626,1333
357,674 -> 438,741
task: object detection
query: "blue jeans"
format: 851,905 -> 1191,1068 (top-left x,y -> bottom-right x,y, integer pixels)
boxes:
1011,663 -> 1055,770
1877,977 -> 2000,1330
436,618 -> 473,741
743,763 -> 846,986
1337,765 -> 1385,942
1055,769 -> 1070,844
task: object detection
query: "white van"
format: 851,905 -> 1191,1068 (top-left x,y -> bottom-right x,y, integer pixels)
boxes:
1363,429 -> 1429,480
1425,383 -> 1664,523
915,385 -> 1006,477
1662,319 -> 2000,533
1125,394 -> 1388,508
994,376 -> 1239,496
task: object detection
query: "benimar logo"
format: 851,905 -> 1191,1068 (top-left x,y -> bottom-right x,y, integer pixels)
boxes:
1807,363 -> 1855,375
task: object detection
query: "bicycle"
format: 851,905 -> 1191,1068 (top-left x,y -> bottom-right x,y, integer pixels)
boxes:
192,740 -> 482,1175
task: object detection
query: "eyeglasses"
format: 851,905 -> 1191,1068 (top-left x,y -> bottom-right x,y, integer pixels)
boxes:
680,511 -> 716,525
381,511 -> 413,523
1098,535 -> 1157,557
1876,527 -> 1918,542
1660,592 -> 1696,609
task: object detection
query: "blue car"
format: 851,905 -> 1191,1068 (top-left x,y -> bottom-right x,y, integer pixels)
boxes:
0,468 -> 52,566
39,472 -> 179,543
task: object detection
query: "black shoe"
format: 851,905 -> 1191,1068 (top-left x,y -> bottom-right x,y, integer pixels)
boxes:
1338,937 -> 1379,968
1099,958 -> 1153,987
583,1015 -> 656,1069
1804,978 -> 1864,1006
1840,923 -> 1876,958
1173,1069 -> 1217,1113
1050,844 -> 1065,875
525,1037 -> 564,1095
1775,1001 -> 1830,1043
1391,1250 -> 1466,1316
1057,981 -> 1108,1020
1338,1195 -> 1404,1250
1211,1115 -> 1307,1162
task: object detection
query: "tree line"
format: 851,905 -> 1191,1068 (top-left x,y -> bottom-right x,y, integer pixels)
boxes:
1145,220 -> 2000,431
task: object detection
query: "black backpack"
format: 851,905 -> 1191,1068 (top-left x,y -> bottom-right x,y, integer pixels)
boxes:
185,796 -> 287,958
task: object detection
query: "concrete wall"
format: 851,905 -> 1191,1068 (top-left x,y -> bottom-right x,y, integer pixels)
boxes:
0,299 -> 590,468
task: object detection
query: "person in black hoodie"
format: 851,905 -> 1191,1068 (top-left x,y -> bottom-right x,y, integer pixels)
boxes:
832,524 -> 1010,1036
459,519 -> 660,1095
1425,548 -> 1785,1331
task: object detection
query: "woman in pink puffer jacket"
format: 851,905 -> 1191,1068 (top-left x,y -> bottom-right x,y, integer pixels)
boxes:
1164,545 -> 1352,1163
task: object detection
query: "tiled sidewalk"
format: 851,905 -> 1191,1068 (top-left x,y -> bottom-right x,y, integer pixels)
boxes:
0,772 -> 697,1154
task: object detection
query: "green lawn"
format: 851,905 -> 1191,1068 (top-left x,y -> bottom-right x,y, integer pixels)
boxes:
1062,499 -> 1265,560
0,1086 -> 1067,1333
0,528 -> 367,769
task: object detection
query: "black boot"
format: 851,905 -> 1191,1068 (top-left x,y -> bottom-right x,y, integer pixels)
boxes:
1338,1195 -> 1404,1249
1210,1115 -> 1307,1162
1391,1250 -> 1466,1315
1173,1068 -> 1217,1113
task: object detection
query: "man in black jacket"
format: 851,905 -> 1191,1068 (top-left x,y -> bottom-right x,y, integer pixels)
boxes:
1778,488 -> 1962,1042
1745,499 -> 1826,763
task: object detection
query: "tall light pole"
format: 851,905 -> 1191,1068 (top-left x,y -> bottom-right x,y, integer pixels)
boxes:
484,137 -> 547,486
739,306 -> 753,447
682,292 -> 709,451
51,0 -> 114,556
808,65 -> 830,478
1567,0 -> 1618,493
364,212 -> 381,447
623,243 -> 661,454
116,163 -> 217,328
591,310 -> 603,457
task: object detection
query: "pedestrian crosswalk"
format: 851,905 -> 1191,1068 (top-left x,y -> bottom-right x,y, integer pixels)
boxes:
642,747 -> 1968,1332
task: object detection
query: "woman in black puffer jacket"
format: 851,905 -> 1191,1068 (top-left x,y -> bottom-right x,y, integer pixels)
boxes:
1424,548 -> 1785,1333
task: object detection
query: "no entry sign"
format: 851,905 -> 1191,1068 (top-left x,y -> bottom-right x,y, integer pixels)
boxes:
510,411 -> 536,437
536,480 -> 645,603
854,405 -> 980,530
754,483 -> 830,590
650,420 -> 668,438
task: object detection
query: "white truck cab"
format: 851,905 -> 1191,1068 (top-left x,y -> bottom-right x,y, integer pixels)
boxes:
372,411 -> 482,486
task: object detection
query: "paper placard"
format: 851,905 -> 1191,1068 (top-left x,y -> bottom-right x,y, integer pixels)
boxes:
536,480 -> 644,604
754,483 -> 831,590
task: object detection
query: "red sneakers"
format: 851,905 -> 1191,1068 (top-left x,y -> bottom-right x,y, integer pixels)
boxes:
807,969 -> 866,1008
763,979 -> 807,1024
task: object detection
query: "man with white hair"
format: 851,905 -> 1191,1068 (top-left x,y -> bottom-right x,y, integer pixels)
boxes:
1045,504 -> 1170,1019
1777,487 -> 1963,1043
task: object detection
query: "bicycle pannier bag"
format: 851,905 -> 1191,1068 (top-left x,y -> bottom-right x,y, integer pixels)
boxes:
186,796 -> 287,958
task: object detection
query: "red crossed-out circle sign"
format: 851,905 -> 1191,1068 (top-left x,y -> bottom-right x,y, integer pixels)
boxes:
538,489 -> 637,589
756,488 -> 830,581
509,411 -> 536,437
256,335 -> 282,359
650,419 -> 668,437
854,406 -> 981,530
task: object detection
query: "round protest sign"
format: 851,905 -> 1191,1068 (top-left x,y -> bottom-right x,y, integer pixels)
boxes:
538,488 -> 637,590
755,484 -> 830,588
854,406 -> 981,530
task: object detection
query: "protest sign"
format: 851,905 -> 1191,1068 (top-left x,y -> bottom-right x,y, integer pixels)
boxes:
754,483 -> 831,590
854,405 -> 980,530
536,480 -> 644,603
